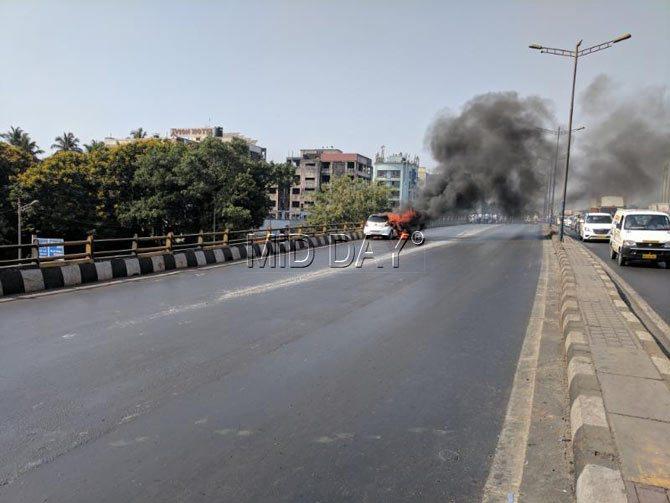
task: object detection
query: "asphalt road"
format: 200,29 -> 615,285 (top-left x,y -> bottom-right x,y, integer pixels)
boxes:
0,224 -> 543,502
578,238 -> 670,326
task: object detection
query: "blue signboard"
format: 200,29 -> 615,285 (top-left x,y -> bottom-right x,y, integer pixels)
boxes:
37,237 -> 65,258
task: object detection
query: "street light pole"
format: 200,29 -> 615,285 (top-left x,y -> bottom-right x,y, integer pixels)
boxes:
559,40 -> 581,241
17,197 -> 22,261
535,126 -> 584,225
17,198 -> 38,260
529,33 -> 631,241
550,126 -> 561,223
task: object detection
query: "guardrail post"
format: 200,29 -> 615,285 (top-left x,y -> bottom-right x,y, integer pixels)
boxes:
223,228 -> 229,245
322,224 -> 327,234
166,231 -> 174,253
197,229 -> 204,248
85,233 -> 94,261
132,233 -> 138,255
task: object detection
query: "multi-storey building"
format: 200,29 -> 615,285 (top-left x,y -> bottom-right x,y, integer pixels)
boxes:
268,148 -> 373,220
104,126 -> 267,161
372,151 -> 419,209
169,127 -> 267,160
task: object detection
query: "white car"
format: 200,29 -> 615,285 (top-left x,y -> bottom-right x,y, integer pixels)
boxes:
364,214 -> 395,239
609,209 -> 670,266
580,212 -> 612,241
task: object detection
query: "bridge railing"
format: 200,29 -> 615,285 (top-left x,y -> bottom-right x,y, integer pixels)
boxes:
0,221 -> 365,269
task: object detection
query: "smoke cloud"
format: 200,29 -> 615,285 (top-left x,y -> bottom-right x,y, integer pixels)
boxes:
570,75 -> 670,206
419,92 -> 554,217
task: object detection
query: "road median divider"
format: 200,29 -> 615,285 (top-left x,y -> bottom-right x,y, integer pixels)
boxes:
553,235 -> 670,502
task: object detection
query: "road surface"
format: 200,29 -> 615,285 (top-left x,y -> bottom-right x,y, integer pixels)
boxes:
579,239 -> 670,326
0,224 -> 543,502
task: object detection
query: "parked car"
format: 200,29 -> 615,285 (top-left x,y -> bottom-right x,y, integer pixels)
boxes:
609,209 -> 670,266
580,212 -> 613,241
363,214 -> 395,239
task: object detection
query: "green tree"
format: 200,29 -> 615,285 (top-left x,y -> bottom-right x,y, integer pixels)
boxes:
175,137 -> 272,231
0,143 -> 34,243
51,132 -> 82,152
307,176 -> 390,226
270,161 -> 296,216
84,140 -> 106,153
15,151 -> 98,239
116,140 -> 188,233
130,128 -> 147,139
1,126 -> 43,158
94,138 -> 167,236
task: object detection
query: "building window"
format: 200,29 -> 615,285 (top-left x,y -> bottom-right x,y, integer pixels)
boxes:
293,175 -> 301,184
268,187 -> 277,194
347,162 -> 355,171
292,201 -> 300,208
292,187 -> 300,195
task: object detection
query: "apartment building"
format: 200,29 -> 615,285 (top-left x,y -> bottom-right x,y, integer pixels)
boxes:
372,152 -> 419,209
268,148 -> 373,220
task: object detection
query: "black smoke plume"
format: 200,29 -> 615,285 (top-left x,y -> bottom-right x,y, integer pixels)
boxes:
419,92 -> 554,217
570,75 -> 670,206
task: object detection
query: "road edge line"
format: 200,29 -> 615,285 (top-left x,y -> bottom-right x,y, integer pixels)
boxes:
481,238 -> 548,502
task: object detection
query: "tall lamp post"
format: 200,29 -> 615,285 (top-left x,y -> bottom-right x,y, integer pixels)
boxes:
536,126 -> 585,224
17,198 -> 38,260
529,33 -> 631,240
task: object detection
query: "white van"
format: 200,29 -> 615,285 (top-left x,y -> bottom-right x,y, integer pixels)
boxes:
609,209 -> 670,266
580,212 -> 612,241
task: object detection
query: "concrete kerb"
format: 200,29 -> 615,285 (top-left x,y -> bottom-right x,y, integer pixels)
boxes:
551,236 -> 627,502
0,231 -> 360,299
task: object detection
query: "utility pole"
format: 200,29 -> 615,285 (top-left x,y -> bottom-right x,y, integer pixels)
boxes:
536,126 -> 584,224
17,198 -> 38,260
560,40 -> 581,242
529,33 -> 631,240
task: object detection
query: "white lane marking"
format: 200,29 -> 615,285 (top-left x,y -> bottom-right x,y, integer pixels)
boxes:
114,225 -> 497,328
481,238 -> 549,503
61,333 -> 77,339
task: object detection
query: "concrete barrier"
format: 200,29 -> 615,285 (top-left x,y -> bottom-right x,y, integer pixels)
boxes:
0,231 -> 365,298
552,236 -> 627,503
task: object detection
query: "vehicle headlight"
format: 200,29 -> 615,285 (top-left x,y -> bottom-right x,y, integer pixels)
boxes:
623,240 -> 636,247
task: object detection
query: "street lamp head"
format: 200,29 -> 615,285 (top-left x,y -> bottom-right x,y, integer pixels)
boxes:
613,33 -> 632,43
529,44 -> 543,50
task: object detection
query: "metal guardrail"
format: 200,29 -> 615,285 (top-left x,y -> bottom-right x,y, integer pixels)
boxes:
0,222 -> 365,269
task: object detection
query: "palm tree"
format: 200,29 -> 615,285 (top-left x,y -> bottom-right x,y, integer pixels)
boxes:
1,126 -> 43,157
130,127 -> 147,139
51,132 -> 82,152
84,140 -> 106,153
1,126 -> 24,145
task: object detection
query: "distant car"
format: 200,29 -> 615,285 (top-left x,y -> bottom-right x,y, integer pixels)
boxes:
580,212 -> 612,241
364,214 -> 395,239
564,216 -> 574,229
610,209 -> 670,266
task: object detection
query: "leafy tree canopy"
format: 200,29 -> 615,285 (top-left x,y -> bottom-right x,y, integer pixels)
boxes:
0,143 -> 34,243
307,176 -> 390,226
14,151 -> 98,239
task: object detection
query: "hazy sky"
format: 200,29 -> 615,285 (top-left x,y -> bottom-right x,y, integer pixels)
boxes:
1,0 -> 668,166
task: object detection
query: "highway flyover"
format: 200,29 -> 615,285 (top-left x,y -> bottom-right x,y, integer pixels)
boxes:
0,224 -> 546,502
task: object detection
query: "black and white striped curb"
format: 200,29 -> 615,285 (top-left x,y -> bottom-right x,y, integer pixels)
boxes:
0,232 -> 364,298
553,236 -> 628,503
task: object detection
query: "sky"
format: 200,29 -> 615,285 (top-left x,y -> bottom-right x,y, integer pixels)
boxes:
1,0 -> 668,167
